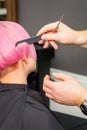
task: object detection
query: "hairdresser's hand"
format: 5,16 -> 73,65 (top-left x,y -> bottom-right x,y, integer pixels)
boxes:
43,73 -> 87,107
37,22 -> 79,49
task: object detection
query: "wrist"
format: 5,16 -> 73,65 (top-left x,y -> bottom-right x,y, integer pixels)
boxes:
74,86 -> 87,107
80,97 -> 87,115
77,89 -> 87,107
74,30 -> 87,47
79,88 -> 87,116
76,90 -> 87,115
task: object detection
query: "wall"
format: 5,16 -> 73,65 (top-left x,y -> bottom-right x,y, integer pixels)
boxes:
18,0 -> 87,76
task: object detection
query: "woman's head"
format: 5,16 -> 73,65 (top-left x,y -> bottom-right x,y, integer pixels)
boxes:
0,21 -> 37,71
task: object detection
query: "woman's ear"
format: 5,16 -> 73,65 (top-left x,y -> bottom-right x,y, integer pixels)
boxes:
22,55 -> 28,64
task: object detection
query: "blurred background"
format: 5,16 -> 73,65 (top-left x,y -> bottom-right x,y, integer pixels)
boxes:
18,0 -> 87,76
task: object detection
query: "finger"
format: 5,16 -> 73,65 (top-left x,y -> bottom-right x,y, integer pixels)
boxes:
38,39 -> 58,50
50,41 -> 58,50
43,85 -> 52,94
43,40 -> 58,49
43,41 -> 50,48
37,22 -> 57,36
45,92 -> 53,99
52,72 -> 72,81
43,77 -> 52,94
38,39 -> 44,44
43,75 -> 55,89
41,33 -> 59,41
44,74 -> 50,81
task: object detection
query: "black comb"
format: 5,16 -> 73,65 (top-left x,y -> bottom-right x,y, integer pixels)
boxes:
16,35 -> 41,46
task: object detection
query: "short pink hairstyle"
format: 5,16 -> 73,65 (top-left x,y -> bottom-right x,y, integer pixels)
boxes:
0,21 -> 36,71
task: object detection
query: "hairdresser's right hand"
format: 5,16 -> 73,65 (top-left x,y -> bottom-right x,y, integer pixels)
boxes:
37,22 -> 79,49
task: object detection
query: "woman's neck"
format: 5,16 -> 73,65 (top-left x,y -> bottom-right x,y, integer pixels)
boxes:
0,67 -> 28,84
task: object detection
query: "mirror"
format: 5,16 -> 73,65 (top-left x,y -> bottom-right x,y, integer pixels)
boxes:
0,0 -> 18,22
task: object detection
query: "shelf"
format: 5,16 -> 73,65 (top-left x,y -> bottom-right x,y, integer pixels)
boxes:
0,8 -> 7,15
0,0 -> 18,22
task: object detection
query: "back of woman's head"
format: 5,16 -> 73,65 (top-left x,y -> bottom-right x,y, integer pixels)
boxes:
0,21 -> 36,71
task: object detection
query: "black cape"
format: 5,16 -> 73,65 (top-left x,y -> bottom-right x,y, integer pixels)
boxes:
0,84 -> 64,130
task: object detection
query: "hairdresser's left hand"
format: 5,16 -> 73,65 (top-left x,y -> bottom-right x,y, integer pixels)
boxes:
43,72 -> 87,107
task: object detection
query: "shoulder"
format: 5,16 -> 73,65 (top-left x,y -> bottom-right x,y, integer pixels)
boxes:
27,88 -> 46,106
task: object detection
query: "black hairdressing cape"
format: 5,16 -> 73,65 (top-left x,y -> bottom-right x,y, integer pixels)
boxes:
0,84 -> 64,130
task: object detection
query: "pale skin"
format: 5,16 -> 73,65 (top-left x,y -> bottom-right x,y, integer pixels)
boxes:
0,56 -> 36,85
37,21 -> 87,49
43,73 -> 87,107
37,21 -> 87,107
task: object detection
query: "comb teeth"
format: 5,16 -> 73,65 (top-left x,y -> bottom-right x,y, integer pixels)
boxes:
15,35 -> 41,47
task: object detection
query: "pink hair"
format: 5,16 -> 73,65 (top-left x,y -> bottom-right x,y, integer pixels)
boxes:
0,21 -> 36,71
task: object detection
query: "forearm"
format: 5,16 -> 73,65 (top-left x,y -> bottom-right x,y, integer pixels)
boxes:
74,30 -> 87,48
